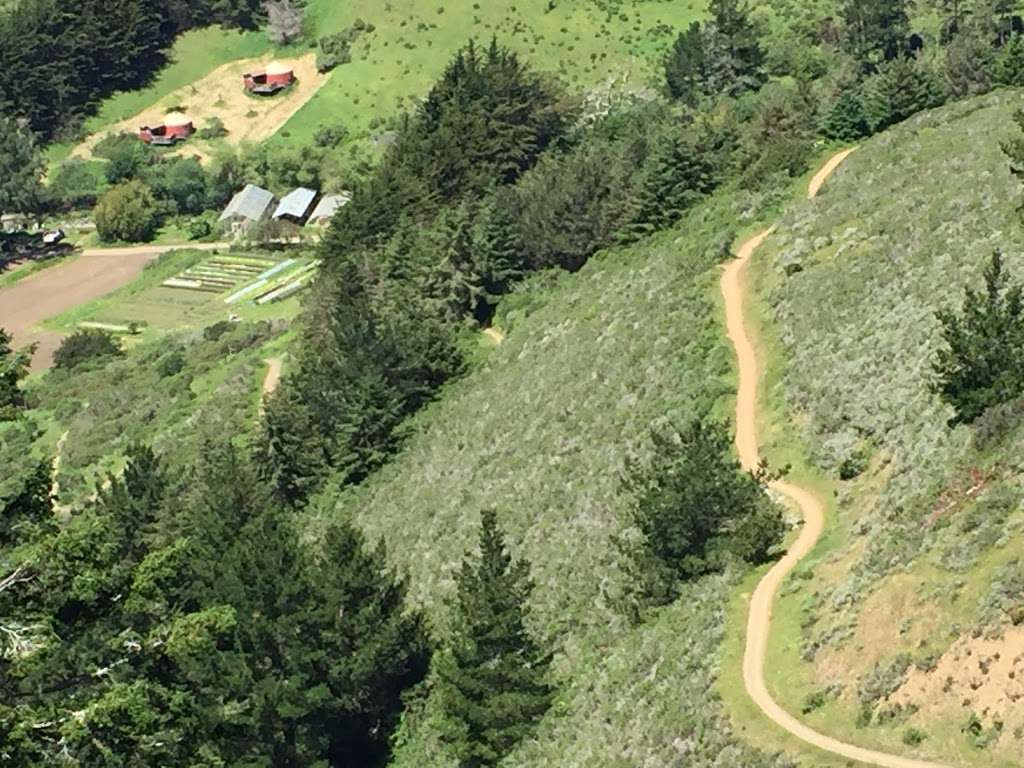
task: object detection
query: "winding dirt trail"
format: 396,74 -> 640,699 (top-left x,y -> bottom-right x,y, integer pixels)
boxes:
722,150 -> 952,768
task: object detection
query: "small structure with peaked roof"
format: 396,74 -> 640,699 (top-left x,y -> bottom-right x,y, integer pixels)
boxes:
306,192 -> 352,228
218,184 -> 275,235
273,187 -> 317,224
244,61 -> 295,95
140,111 -> 194,145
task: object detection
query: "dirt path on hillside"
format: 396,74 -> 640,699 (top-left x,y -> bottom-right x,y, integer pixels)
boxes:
722,149 -> 952,768
70,54 -> 328,162
808,148 -> 857,200
262,357 -> 283,396
0,242 -> 227,370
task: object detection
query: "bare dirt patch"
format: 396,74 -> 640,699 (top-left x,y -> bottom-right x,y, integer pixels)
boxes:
891,627 -> 1024,739
0,243 -> 225,370
70,54 -> 328,161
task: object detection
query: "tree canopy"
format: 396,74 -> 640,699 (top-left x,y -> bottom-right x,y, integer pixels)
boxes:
0,115 -> 43,214
933,251 -> 1024,424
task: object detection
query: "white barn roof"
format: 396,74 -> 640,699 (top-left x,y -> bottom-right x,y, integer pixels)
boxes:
273,187 -> 317,220
307,192 -> 352,224
219,184 -> 275,223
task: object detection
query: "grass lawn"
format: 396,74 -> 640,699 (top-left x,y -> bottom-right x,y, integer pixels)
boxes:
278,0 -> 704,145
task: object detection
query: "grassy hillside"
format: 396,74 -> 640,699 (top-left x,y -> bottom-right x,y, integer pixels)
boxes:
745,88 -> 1024,767
301,182 -> 806,766
49,0 -> 704,164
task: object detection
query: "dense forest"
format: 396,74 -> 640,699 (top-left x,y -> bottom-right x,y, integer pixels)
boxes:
0,0 -> 263,140
8,0 -> 1024,765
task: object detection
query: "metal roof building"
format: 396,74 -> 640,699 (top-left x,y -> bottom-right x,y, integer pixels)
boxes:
306,192 -> 352,227
273,187 -> 317,222
219,184 -> 275,225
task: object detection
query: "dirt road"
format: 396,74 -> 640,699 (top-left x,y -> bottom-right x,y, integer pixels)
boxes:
0,242 -> 227,369
722,149 -> 952,768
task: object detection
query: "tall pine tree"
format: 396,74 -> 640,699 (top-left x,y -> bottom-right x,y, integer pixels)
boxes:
438,510 -> 552,767
664,22 -> 707,104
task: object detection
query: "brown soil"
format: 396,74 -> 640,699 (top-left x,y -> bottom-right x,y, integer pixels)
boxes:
70,54 -> 328,162
0,242 -> 226,370
262,357 -> 283,396
891,628 -> 1024,737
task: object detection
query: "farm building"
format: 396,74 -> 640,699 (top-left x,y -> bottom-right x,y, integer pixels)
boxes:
273,187 -> 317,224
139,111 -> 194,145
244,61 -> 295,95
306,192 -> 352,227
1,213 -> 29,233
218,184 -> 275,235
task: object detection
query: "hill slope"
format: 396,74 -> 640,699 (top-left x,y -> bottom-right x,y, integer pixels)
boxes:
747,89 -> 1024,767
315,192 -> 796,767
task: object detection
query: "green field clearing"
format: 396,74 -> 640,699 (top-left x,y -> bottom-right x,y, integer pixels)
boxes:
43,248 -> 310,340
47,1 -> 706,166
276,0 -> 705,145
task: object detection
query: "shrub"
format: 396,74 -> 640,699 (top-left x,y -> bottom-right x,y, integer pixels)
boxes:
838,444 -> 870,480
902,727 -> 927,746
197,116 -> 227,140
314,124 -> 348,147
157,349 -> 186,378
53,329 -> 123,370
317,33 -> 354,72
93,180 -> 159,243
146,157 -> 208,215
801,689 -> 828,714
47,159 -> 107,209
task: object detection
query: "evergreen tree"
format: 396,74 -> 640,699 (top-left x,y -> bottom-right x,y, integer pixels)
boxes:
425,201 -> 488,323
705,0 -> 765,94
995,33 -> 1024,86
933,251 -> 1024,424
841,0 -> 912,71
944,26 -> 996,96
664,22 -> 707,104
861,56 -> 947,133
975,0 -> 1020,46
437,510 -> 552,767
621,419 -> 784,607
820,90 -> 871,141
474,193 -> 527,305
0,328 -> 34,420
257,384 -> 331,506
0,459 -> 54,548
97,443 -> 169,562
930,0 -> 970,42
623,126 -> 717,241
0,114 -> 44,215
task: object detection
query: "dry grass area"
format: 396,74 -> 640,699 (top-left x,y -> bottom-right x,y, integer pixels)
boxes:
70,54 -> 328,162
892,627 -> 1024,736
